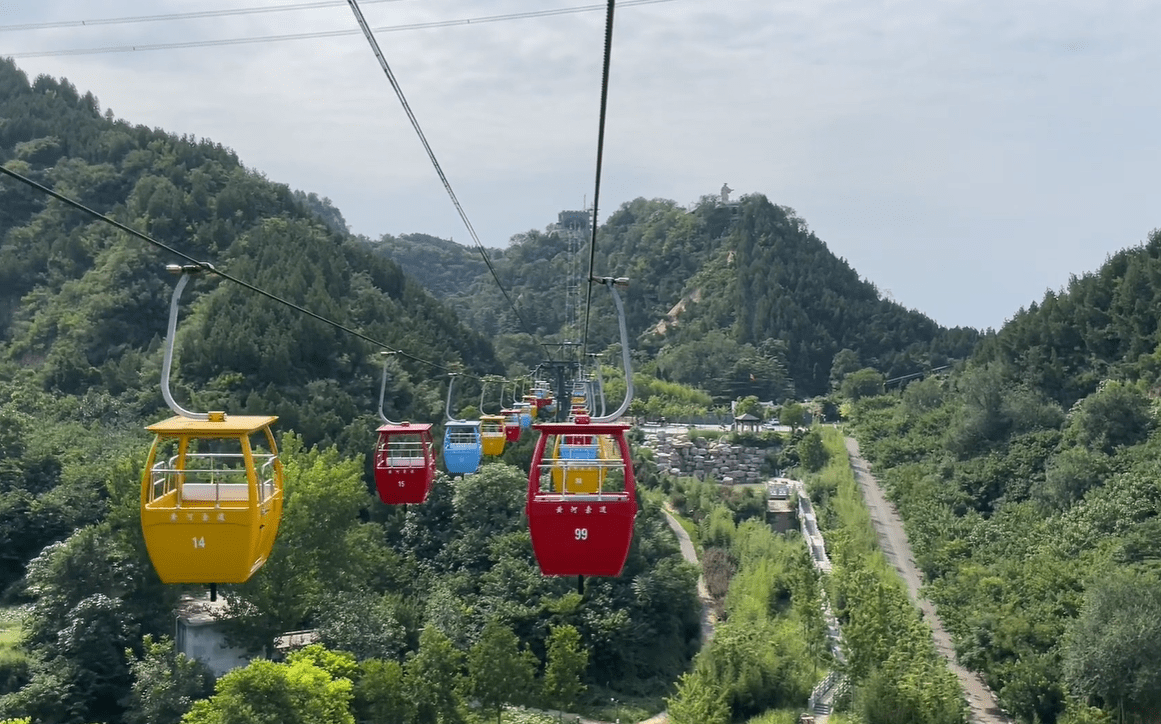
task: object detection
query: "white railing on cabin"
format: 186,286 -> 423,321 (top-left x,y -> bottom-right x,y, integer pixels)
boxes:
445,429 -> 479,447
534,457 -> 628,495
151,453 -> 277,505
376,438 -> 429,467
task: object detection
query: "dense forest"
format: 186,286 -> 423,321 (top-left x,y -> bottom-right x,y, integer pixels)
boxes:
844,230 -> 1161,724
374,196 -> 981,399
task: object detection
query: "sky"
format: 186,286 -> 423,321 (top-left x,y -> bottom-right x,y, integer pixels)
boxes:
3,0 -> 1160,331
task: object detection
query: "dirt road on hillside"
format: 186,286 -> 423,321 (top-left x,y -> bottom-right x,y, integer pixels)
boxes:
662,506 -> 716,644
845,437 -> 1014,724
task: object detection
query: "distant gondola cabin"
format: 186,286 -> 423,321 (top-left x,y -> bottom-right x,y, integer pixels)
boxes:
480,414 -> 507,456
374,422 -> 436,504
502,409 -> 523,442
515,402 -> 533,428
443,420 -> 482,474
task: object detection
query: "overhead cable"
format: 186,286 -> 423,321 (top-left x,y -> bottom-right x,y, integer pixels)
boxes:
7,0 -> 675,58
345,0 -> 536,340
0,0 -> 406,33
580,0 -> 616,357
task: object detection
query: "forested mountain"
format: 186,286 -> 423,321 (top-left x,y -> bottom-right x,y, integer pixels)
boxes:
372,195 -> 980,400
0,53 -> 521,604
845,229 -> 1161,723
367,232 -> 491,299
973,236 -> 1161,408
0,54 -> 504,641
0,58 -> 501,444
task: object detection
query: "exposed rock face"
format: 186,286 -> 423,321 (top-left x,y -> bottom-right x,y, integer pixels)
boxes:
640,429 -> 769,484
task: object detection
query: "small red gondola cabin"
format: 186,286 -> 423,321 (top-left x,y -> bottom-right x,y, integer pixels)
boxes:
502,408 -> 523,442
373,421 -> 436,504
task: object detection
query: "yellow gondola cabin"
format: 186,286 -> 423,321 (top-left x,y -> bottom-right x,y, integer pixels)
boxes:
480,414 -> 507,456
141,412 -> 284,584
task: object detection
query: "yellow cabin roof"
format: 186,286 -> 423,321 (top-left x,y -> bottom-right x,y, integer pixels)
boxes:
146,414 -> 279,435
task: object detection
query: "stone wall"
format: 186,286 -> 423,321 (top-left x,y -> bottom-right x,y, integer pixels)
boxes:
641,430 -> 769,484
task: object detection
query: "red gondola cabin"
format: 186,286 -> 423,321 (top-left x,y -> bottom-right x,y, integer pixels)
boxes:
374,422 -> 436,504
526,418 -> 637,577
502,409 -> 523,442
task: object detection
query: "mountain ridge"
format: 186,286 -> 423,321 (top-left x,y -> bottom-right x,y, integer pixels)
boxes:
371,194 -> 981,399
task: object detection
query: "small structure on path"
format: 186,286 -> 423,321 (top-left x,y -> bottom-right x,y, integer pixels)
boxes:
175,594 -> 319,677
733,412 -> 761,433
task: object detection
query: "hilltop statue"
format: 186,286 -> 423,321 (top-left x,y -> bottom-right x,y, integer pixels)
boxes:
721,183 -> 733,204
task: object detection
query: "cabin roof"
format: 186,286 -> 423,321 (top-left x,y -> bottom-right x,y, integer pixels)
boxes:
146,414 -> 279,435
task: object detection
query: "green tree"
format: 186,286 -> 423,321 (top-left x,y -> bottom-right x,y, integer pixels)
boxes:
840,367 -> 885,400
1031,448 -> 1111,512
220,438 -> 386,656
441,464 -> 527,573
1066,380 -> 1153,455
798,430 -> 829,473
830,348 -> 861,390
314,591 -> 406,662
542,625 -> 588,717
944,363 -> 1015,457
1063,567 -> 1161,721
697,618 -> 813,718
182,657 -> 354,724
700,505 -> 737,548
353,659 -> 413,724
464,619 -> 537,724
735,395 -> 763,420
1057,701 -> 1112,724
285,645 -> 359,683
835,568 -> 909,681
5,521 -> 174,724
405,626 -> 463,724
124,635 -> 214,724
858,649 -> 966,724
780,402 -> 806,430
666,670 -> 729,724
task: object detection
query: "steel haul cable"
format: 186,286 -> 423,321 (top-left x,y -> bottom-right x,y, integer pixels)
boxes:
580,0 -> 616,359
346,0 -> 536,341
6,1 -> 674,58
0,0 -> 405,32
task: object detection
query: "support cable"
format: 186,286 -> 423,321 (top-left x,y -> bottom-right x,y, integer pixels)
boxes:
6,1 -> 674,58
0,0 -> 405,33
580,0 -> 616,357
345,0 -> 535,339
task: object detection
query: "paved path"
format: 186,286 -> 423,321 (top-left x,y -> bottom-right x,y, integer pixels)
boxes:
662,505 -> 716,644
845,437 -> 1013,724
627,506 -> 720,724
